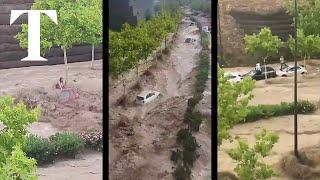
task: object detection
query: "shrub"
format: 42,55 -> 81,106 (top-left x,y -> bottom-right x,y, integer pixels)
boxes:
184,111 -> 203,132
23,134 -> 56,165
171,149 -> 183,164
173,164 -> 191,180
50,132 -> 84,158
0,95 -> 40,178
0,146 -> 37,180
183,149 -> 197,167
80,129 -> 103,151
177,129 -> 192,144
245,100 -> 316,122
228,129 -> 279,180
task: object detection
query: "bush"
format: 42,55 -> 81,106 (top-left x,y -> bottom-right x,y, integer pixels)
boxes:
50,132 -> 84,158
184,111 -> 203,132
0,146 -> 37,180
23,134 -> 56,165
177,129 -> 192,144
228,129 -> 279,179
183,149 -> 197,167
173,164 -> 191,180
245,100 -> 316,122
171,149 -> 183,164
80,129 -> 103,151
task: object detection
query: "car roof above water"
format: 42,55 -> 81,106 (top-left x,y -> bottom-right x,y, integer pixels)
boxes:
137,90 -> 156,97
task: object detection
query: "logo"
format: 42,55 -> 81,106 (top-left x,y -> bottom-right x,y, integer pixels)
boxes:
10,10 -> 58,61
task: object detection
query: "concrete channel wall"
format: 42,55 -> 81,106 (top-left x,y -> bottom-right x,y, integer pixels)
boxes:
0,1 -> 102,69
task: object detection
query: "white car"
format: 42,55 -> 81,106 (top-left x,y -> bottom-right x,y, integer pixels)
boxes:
225,73 -> 243,83
278,65 -> 307,77
135,90 -> 161,105
202,26 -> 210,34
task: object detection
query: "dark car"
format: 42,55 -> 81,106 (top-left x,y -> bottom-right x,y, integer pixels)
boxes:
243,66 -> 277,80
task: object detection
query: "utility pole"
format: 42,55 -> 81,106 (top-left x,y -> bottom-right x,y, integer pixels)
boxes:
293,0 -> 299,159
217,1 -> 224,66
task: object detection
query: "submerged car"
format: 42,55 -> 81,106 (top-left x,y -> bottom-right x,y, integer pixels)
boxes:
185,38 -> 196,43
243,66 -> 277,80
225,73 -> 243,83
135,90 -> 161,105
278,65 -> 307,77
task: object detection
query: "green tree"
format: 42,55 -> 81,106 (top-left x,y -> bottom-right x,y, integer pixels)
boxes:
16,0 -> 90,85
0,95 -> 40,179
218,67 -> 255,145
77,0 -> 102,69
228,129 -> 279,180
286,0 -> 320,36
244,27 -> 283,80
288,28 -> 320,66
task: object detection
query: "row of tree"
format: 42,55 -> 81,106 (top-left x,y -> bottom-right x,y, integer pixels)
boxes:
244,27 -> 320,68
109,6 -> 183,77
15,0 -> 102,84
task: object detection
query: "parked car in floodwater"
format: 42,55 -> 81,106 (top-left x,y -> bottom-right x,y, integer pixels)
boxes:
243,66 -> 277,80
135,90 -> 161,105
225,73 -> 243,83
278,65 -> 307,77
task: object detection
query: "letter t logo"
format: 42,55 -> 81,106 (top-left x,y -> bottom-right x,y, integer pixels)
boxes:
10,10 -> 58,61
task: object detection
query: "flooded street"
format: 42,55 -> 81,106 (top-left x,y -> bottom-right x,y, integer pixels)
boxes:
108,9 -> 207,179
220,60 -> 320,179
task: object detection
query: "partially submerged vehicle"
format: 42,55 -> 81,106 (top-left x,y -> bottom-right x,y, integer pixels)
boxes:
278,64 -> 307,77
135,90 -> 161,105
242,66 -> 277,80
225,73 -> 243,83
185,38 -> 196,43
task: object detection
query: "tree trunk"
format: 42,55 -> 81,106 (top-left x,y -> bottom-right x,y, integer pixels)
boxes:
304,54 -> 306,68
91,44 -> 95,69
165,37 -> 167,49
264,57 -> 267,81
63,48 -> 68,85
136,65 -> 139,79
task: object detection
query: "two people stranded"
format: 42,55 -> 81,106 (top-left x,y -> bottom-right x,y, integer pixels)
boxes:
255,56 -> 288,74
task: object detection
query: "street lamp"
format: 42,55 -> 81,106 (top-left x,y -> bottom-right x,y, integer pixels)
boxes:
217,1 -> 224,65
293,0 -> 299,158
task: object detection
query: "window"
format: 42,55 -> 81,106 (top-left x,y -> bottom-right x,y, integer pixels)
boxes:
146,93 -> 154,99
136,96 -> 144,101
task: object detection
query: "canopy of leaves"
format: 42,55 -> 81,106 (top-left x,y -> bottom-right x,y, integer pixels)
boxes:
288,28 -> 320,58
228,129 -> 279,180
15,0 -> 102,53
244,27 -> 283,61
109,7 -> 183,77
218,67 -> 255,145
0,95 -> 40,179
285,0 -> 320,36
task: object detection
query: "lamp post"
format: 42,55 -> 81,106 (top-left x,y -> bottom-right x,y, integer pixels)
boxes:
293,0 -> 299,158
218,1 -> 224,65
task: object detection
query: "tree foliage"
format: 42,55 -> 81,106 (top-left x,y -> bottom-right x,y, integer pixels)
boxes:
244,27 -> 283,62
285,0 -> 320,36
16,0 -> 102,81
288,28 -> 320,64
228,129 -> 279,180
109,7 -> 183,77
218,67 -> 255,145
0,95 -> 40,179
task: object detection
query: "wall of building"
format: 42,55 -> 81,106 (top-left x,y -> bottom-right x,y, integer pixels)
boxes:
0,0 -> 102,69
219,0 -> 293,67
